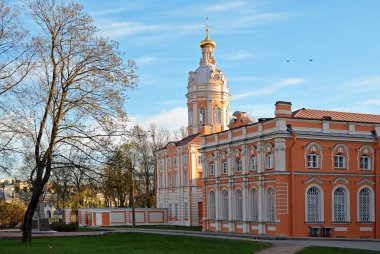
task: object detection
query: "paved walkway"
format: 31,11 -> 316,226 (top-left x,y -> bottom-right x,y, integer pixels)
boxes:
2,228 -> 380,253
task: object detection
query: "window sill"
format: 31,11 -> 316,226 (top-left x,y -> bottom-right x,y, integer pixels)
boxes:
331,222 -> 351,224
305,222 -> 325,224
357,221 -> 375,224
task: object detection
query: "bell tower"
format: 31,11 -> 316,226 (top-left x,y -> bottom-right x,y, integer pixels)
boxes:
186,21 -> 230,135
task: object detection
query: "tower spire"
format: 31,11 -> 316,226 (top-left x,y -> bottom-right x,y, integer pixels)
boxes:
206,17 -> 209,38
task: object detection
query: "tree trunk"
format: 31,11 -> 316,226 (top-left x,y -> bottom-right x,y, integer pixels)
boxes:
21,182 -> 44,243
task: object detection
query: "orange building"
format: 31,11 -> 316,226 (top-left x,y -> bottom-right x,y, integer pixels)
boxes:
156,29 -> 380,238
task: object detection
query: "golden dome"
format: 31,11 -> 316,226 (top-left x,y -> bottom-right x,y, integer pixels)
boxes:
200,36 -> 216,48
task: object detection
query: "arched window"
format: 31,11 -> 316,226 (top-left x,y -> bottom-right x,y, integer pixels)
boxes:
266,188 -> 276,222
235,158 -> 242,172
306,186 -> 322,222
360,155 -> 370,170
222,190 -> 229,220
334,154 -> 345,169
358,188 -> 372,222
333,187 -> 348,222
236,190 -> 243,220
214,106 -> 221,124
199,107 -> 206,125
209,191 -> 216,220
250,156 -> 257,171
307,153 -> 319,168
188,109 -> 193,125
250,189 -> 258,221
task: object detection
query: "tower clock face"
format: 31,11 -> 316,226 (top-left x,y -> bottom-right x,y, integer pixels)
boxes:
213,74 -> 220,80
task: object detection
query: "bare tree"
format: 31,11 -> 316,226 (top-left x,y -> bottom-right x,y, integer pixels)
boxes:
8,0 -> 137,242
0,0 -> 33,95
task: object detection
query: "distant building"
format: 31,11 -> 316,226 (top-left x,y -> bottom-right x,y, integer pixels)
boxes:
156,28 -> 380,238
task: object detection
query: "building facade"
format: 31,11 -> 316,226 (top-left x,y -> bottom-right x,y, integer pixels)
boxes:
201,102 -> 380,238
155,28 -> 230,226
156,30 -> 380,238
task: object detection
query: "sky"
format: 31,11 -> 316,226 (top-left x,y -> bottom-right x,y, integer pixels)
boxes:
27,0 -> 380,131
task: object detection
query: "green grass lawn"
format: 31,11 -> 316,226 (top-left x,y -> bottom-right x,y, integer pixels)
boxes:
297,246 -> 380,254
106,225 -> 202,231
0,232 -> 270,254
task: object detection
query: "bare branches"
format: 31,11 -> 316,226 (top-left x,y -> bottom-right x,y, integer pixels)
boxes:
0,0 -> 33,95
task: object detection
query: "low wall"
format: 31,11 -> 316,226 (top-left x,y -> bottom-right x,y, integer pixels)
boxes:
77,208 -> 168,227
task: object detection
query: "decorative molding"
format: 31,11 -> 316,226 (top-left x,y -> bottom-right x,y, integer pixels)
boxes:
303,176 -> 325,185
330,177 -> 350,185
356,177 -> 375,186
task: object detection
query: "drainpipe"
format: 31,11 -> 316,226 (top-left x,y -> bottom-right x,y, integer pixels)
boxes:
375,136 -> 380,239
289,129 -> 297,237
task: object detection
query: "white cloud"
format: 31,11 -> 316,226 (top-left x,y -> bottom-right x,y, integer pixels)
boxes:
226,51 -> 253,61
130,107 -> 187,132
358,99 -> 380,106
204,1 -> 246,12
233,78 -> 305,100
135,56 -> 157,65
341,76 -> 380,92
97,21 -> 163,38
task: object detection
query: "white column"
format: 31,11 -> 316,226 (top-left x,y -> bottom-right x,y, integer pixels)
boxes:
215,182 -> 221,232
207,100 -> 212,126
192,100 -> 198,135
274,138 -> 286,171
227,147 -> 233,176
228,180 -> 234,232
242,145 -> 248,174
258,178 -> 265,234
242,178 -> 249,233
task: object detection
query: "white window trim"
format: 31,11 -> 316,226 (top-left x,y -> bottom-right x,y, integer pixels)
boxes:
209,191 -> 216,220
250,188 -> 258,221
305,184 -> 324,223
222,190 -> 229,220
357,186 -> 374,222
235,189 -> 243,221
331,185 -> 350,223
304,143 -> 323,169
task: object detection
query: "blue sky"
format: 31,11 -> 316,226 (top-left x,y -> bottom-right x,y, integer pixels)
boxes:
55,1 -> 380,130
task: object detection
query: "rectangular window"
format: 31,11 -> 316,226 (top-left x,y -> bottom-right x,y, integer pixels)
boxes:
184,202 -> 188,217
184,171 -> 189,185
209,164 -> 215,176
235,159 -> 242,172
174,203 -> 178,218
307,154 -> 319,168
222,161 -> 227,174
174,158 -> 177,167
334,155 -> 345,168
159,175 -> 163,188
251,156 -> 257,171
360,156 -> 370,170
168,203 -> 172,218
266,154 -> 273,169
174,173 -> 178,187
159,160 -> 163,170
183,155 -> 188,166
167,158 -> 171,168
168,174 -> 172,188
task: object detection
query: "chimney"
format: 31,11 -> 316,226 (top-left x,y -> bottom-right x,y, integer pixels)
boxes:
275,101 -> 292,118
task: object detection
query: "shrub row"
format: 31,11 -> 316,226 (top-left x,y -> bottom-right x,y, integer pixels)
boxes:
50,222 -> 78,232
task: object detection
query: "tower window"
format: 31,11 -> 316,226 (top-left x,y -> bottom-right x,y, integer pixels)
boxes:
199,107 -> 206,125
214,106 -> 221,124
188,109 -> 193,125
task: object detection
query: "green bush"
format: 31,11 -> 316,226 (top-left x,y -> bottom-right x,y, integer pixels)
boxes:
50,222 -> 78,232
